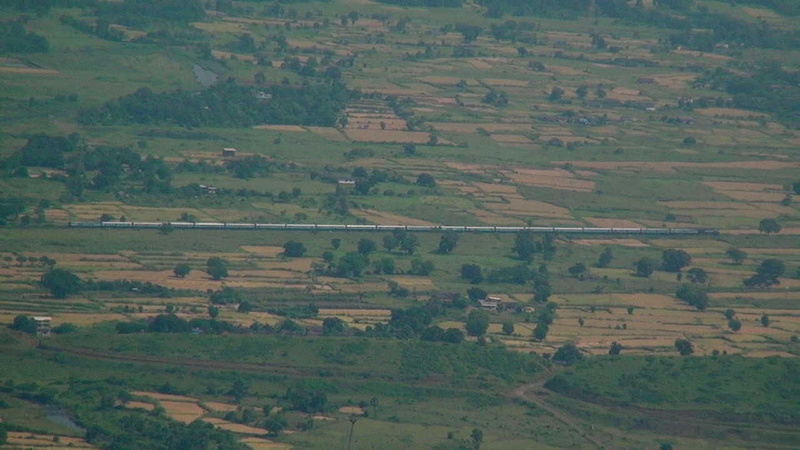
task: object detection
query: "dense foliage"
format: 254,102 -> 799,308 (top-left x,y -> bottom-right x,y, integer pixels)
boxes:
545,356 -> 800,423
78,81 -> 356,128
0,22 -> 49,54
697,63 -> 800,123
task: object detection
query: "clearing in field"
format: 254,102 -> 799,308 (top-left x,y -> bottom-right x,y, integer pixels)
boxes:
252,125 -> 306,132
240,246 -> 285,257
572,238 -> 647,247
583,218 -> 642,228
485,198 -> 572,219
490,134 -> 533,144
239,437 -> 293,450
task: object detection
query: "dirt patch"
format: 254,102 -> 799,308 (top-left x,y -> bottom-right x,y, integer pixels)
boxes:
483,78 -> 530,87
211,50 -> 257,63
0,66 -> 59,75
338,406 -> 365,415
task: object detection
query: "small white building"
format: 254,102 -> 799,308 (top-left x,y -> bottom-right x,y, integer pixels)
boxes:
221,147 -> 237,157
33,316 -> 52,336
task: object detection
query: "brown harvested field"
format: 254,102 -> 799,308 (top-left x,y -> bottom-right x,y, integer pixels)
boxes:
713,191 -> 786,202
485,199 -> 572,218
506,172 -> 595,192
240,246 -> 284,257
572,238 -> 647,247
344,129 -> 434,144
584,218 -> 642,228
346,118 -> 408,130
132,391 -> 199,403
490,134 -> 532,144
464,58 -> 493,69
239,437 -> 293,450
352,209 -> 436,226
252,125 -> 306,132
203,418 -> 271,435
45,208 -> 70,222
472,182 -> 518,194
538,135 -> 599,144
191,21 -> 246,33
545,65 -> 583,75
160,401 -> 207,423
703,181 -> 783,192
431,122 -> 531,133
658,201 -> 753,210
650,73 -> 695,89
6,432 -> 94,448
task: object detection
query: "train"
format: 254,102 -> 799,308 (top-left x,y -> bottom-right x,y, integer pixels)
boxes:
67,221 -> 720,235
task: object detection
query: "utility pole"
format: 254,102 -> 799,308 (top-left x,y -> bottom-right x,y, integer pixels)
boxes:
346,415 -> 358,450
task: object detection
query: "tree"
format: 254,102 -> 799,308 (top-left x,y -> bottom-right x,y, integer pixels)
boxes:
437,231 -> 459,254
674,339 -> 694,356
568,262 -> 588,278
467,287 -> 487,301
208,305 -> 220,319
173,263 -> 191,278
443,328 -> 464,344
513,231 -> 536,262
382,235 -> 398,252
758,218 -> 782,234
502,321 -> 514,336
461,264 -> 483,284
335,252 -> 368,278
761,314 -> 770,327
726,247 -> 747,265
728,319 -> 742,332
533,280 -> 551,302
553,343 -> 584,365
465,310 -> 489,337
533,322 -> 549,341
662,249 -> 692,272
744,258 -> 786,288
576,85 -> 588,99
471,428 -> 484,449
357,238 -> 377,256
10,315 -> 37,334
609,341 -> 623,355
596,247 -> 613,268
206,258 -> 228,280
416,173 -> 436,188
409,259 -> 435,276
686,267 -> 708,284
331,238 -> 342,249
283,241 -> 307,257
322,317 -> 346,336
634,257 -> 657,277
41,268 -> 82,298
675,284 -> 709,310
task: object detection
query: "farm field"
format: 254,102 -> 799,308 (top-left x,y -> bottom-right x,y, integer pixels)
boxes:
0,0 -> 799,448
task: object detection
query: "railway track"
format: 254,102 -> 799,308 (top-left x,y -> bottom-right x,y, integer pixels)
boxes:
68,221 -> 720,235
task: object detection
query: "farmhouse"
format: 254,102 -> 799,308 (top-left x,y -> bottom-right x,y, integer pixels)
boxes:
221,147 -> 237,157
32,316 -> 52,336
478,299 -> 499,312
337,179 -> 356,194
